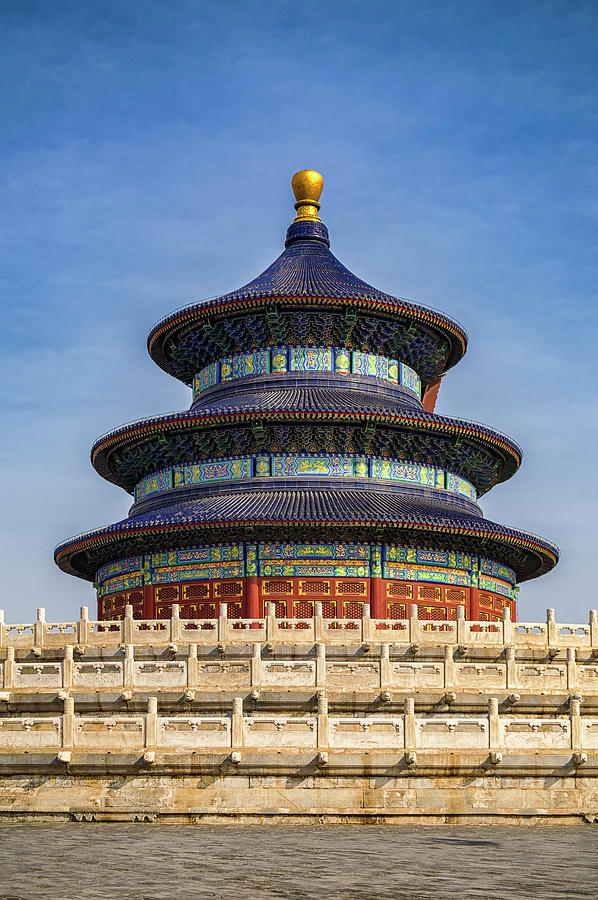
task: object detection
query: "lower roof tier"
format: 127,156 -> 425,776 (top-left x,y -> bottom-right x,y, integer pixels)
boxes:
91,397 -> 522,496
55,487 -> 558,583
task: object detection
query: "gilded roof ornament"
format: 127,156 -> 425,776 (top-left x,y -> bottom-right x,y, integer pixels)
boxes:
291,170 -> 324,221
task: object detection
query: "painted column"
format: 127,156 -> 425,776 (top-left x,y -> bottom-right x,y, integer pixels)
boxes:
370,544 -> 385,620
245,543 -> 260,619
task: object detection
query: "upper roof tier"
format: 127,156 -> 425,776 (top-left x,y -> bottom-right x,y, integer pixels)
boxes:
147,171 -> 468,389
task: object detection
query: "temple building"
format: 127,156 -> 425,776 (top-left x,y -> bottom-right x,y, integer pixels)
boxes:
54,170 -> 558,623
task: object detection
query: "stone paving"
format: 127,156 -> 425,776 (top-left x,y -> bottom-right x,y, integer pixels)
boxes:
0,824 -> 595,899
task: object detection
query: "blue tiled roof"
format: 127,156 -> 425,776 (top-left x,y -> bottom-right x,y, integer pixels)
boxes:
54,486 -> 559,582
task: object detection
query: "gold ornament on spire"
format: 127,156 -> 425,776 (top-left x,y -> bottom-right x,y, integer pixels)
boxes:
291,170 -> 324,222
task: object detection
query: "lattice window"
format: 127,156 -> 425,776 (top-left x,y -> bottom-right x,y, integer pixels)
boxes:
183,582 -> 209,600
155,603 -> 173,619
112,595 -> 126,609
222,602 -> 242,619
179,604 -> 199,618
343,601 -> 364,619
418,604 -> 447,621
493,596 -> 504,610
215,581 -> 243,597
156,585 -> 179,602
449,606 -> 460,620
294,601 -> 314,618
127,590 -> 143,604
478,592 -> 493,608
479,611 -> 490,621
386,582 -> 413,599
263,580 -> 293,595
264,600 -> 288,617
321,601 -> 337,618
418,585 -> 441,601
131,606 -> 144,620
299,580 -> 331,595
445,588 -> 466,604
386,602 -> 407,620
336,581 -> 367,595
195,602 -> 216,619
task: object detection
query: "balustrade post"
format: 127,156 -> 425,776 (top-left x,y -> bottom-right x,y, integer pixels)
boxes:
488,698 -> 500,752
380,643 -> 390,690
266,602 -> 276,642
409,605 -> 420,645
124,644 -> 134,690
34,608 -> 45,648
62,697 -> 75,749
63,646 -> 73,690
251,643 -> 262,687
0,610 -> 5,649
124,605 -> 134,644
567,648 -> 578,691
4,647 -> 14,690
218,602 -> 228,643
146,697 -> 158,749
502,607 -> 512,645
317,693 -> 329,749
505,646 -> 517,690
187,643 -> 198,688
590,610 -> 598,650
78,606 -> 89,646
232,696 -> 243,749
316,643 -> 326,688
170,604 -> 182,643
404,697 -> 416,751
547,608 -> 556,647
570,698 -> 582,752
456,604 -> 466,644
361,602 -> 373,643
444,644 -> 454,690
314,602 -> 324,642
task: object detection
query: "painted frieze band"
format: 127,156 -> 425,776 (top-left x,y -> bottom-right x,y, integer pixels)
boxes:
95,543 -> 517,598
134,454 -> 478,503
192,347 -> 422,399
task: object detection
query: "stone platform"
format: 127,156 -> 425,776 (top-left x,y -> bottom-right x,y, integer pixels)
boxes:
1,603 -> 598,822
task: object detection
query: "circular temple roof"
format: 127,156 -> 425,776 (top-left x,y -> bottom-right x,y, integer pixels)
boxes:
147,196 -> 468,387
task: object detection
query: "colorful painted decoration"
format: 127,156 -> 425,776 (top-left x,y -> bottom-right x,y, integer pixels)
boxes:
192,347 -> 422,399
371,458 -> 438,486
184,457 -> 252,485
134,455 -> 477,503
96,543 -> 516,599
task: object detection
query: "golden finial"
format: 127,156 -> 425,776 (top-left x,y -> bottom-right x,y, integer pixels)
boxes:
291,170 -> 324,222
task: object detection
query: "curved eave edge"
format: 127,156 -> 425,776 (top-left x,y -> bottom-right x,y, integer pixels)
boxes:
54,518 -> 559,582
90,409 -> 522,489
146,294 -> 468,377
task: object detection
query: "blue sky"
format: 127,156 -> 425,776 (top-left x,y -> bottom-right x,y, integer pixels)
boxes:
1,0 -> 596,623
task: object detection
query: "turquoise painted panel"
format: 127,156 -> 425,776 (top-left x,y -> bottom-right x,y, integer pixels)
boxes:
371,459 -> 436,486
271,347 -> 288,373
259,543 -> 370,560
135,468 -> 173,502
96,556 -> 144,583
289,347 -> 334,372
400,363 -> 422,397
271,454 -> 353,477
480,558 -> 516,585
184,457 -> 252,485
193,361 -> 219,397
446,471 -> 477,501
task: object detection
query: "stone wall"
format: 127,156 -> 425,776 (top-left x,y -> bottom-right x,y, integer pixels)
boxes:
1,604 -> 598,822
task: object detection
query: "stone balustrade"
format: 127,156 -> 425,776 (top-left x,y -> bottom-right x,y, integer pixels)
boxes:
0,695 -> 592,764
2,604 -> 598,821
1,604 -> 597,650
